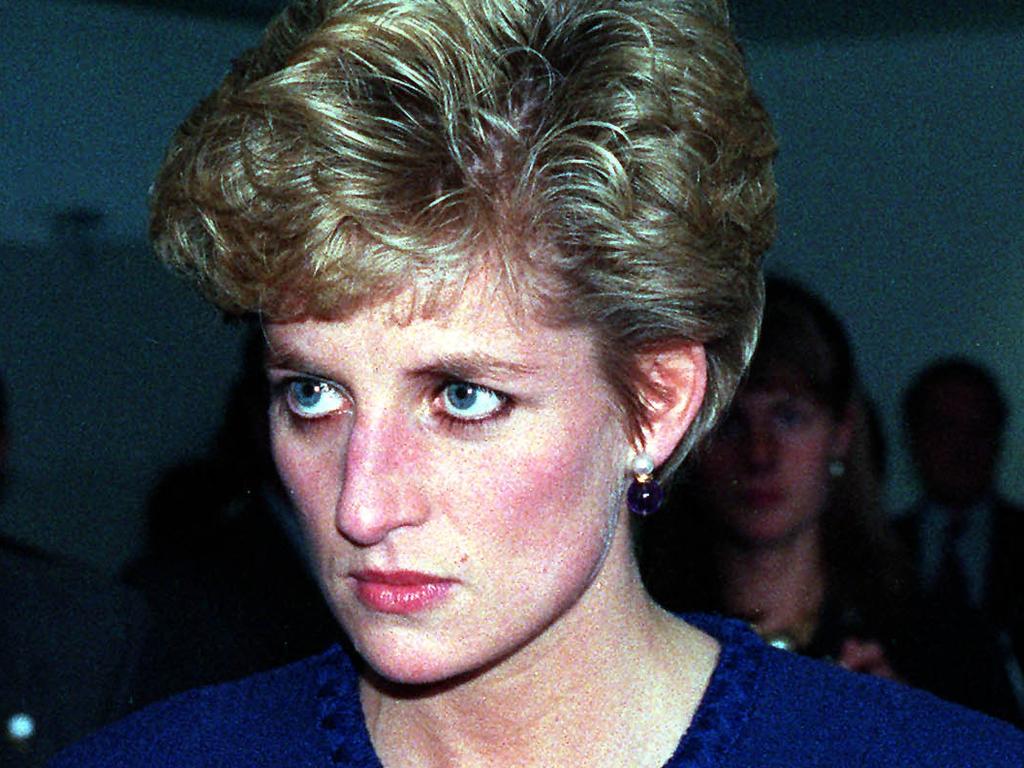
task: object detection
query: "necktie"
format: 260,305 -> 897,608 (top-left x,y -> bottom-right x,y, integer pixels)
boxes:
935,512 -> 970,610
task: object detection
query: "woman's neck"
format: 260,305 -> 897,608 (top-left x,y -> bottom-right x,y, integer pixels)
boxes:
360,533 -> 718,768
715,526 -> 826,640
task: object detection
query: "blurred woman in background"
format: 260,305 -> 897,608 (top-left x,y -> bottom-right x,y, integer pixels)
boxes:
643,278 -> 916,676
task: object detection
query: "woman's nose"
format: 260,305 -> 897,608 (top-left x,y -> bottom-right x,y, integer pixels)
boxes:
745,424 -> 777,469
334,414 -> 429,546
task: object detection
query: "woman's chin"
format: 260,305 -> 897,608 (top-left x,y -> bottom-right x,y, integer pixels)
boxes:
354,630 -> 478,688
354,621 -> 534,691
366,657 -> 455,688
724,508 -> 808,547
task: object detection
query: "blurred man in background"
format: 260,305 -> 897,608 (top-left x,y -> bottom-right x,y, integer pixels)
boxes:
0,372 -> 146,767
899,358 -> 1024,724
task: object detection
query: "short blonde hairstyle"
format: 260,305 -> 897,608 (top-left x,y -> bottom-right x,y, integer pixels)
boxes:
151,0 -> 776,477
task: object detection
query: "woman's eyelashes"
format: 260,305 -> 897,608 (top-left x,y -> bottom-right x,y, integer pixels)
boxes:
772,402 -> 810,431
279,377 -> 351,419
435,381 -> 509,424
271,374 -> 510,429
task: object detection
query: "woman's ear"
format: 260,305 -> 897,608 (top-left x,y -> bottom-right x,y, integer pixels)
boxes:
830,400 -> 857,460
635,342 -> 707,467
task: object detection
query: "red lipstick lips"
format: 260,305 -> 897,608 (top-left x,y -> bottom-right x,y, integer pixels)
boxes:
350,570 -> 455,614
742,490 -> 784,511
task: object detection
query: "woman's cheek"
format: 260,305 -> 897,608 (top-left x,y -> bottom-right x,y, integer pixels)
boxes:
481,423 -> 617,549
696,452 -> 742,514
273,427 -> 347,523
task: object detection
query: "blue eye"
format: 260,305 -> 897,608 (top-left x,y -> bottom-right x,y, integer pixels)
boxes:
441,381 -> 504,421
773,404 -> 808,430
285,379 -> 348,419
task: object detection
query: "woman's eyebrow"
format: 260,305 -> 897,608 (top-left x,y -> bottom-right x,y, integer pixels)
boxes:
411,351 -> 540,379
264,344 -> 539,379
263,344 -> 331,376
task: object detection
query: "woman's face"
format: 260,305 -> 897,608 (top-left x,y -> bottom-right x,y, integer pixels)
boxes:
696,382 -> 847,548
264,278 -> 631,685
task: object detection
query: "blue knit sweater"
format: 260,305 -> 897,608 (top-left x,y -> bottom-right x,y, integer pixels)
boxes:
50,614 -> 1023,766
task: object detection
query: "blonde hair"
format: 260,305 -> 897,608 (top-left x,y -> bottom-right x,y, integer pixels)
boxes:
150,0 -> 776,476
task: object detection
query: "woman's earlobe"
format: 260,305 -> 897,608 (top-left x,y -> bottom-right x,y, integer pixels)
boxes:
636,342 -> 707,467
832,400 -> 858,459
626,452 -> 665,516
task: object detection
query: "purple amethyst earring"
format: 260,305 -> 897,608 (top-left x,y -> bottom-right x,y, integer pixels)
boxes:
626,452 -> 663,516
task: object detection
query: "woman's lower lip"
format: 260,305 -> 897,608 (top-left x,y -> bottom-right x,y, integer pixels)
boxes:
744,491 -> 782,508
352,577 -> 454,614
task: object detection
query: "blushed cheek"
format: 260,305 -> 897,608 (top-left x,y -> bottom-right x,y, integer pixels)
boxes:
480,428 -> 618,559
501,454 -> 567,527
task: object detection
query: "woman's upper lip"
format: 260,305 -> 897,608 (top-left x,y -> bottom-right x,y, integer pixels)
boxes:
744,488 -> 782,503
349,569 -> 453,585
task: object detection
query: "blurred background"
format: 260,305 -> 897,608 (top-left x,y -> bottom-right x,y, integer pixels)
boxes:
2,0 -> 1023,577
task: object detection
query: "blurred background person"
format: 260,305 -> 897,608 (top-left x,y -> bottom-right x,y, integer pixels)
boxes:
642,278 -> 916,676
123,329 -> 339,706
0,371 -> 146,767
897,358 -> 1024,722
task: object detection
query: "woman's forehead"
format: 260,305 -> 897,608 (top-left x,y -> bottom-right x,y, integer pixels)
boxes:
741,365 -> 820,404
263,270 -> 595,369
283,260 -> 568,333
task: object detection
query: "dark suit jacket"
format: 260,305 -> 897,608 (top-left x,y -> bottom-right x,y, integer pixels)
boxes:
895,496 -> 1024,725
0,537 -> 146,768
896,496 -> 1024,634
983,498 -> 1024,641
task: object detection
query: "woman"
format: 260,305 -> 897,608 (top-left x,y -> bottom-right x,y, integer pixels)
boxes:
53,1 -> 1021,765
641,279 -> 1024,721
642,279 -> 916,674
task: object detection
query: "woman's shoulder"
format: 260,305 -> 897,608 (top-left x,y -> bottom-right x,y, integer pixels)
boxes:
682,613 -> 1024,767
47,646 -> 344,768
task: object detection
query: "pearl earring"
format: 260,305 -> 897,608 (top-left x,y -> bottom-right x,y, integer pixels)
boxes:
626,452 -> 663,516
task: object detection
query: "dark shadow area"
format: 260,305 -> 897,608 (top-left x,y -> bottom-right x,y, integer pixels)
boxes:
122,326 -> 340,707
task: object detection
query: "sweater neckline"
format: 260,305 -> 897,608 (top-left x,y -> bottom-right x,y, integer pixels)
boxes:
666,613 -> 763,766
315,613 -> 764,767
